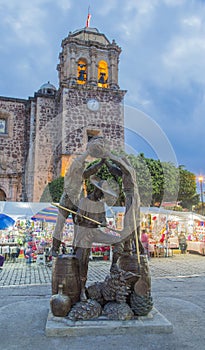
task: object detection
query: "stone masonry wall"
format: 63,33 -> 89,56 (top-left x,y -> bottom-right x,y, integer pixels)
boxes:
0,97 -> 28,201
61,86 -> 125,156
31,95 -> 61,202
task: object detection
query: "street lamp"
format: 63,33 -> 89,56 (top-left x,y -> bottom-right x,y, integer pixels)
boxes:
198,176 -> 204,216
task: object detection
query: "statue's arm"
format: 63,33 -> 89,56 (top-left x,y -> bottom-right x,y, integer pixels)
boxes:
104,159 -> 122,178
83,159 -> 105,179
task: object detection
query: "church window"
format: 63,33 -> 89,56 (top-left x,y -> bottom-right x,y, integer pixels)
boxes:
77,59 -> 87,85
98,60 -> 108,88
0,118 -> 7,134
86,129 -> 101,142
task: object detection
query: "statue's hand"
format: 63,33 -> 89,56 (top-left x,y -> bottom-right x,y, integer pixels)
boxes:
98,158 -> 106,165
98,221 -> 107,228
100,158 -> 111,165
87,137 -> 110,158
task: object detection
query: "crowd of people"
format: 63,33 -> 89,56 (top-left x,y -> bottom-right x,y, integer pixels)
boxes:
140,228 -> 190,258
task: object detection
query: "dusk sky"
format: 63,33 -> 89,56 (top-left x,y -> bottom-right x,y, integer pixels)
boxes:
1,0 -> 205,183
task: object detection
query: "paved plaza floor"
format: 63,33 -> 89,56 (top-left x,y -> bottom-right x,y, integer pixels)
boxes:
0,253 -> 205,350
0,253 -> 205,287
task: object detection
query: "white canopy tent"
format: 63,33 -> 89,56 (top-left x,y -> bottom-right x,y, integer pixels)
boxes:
140,207 -> 205,222
0,202 -> 52,220
1,202 -> 204,224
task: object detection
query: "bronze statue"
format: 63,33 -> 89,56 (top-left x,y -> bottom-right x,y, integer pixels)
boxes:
51,136 -> 153,320
103,156 -> 145,272
73,175 -> 118,301
51,137 -> 107,256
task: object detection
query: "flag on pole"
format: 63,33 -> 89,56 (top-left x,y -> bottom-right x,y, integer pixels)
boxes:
86,12 -> 91,27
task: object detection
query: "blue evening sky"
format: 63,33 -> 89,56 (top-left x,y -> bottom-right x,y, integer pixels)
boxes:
0,0 -> 205,183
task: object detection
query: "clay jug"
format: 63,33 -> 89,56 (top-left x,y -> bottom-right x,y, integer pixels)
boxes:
50,284 -> 71,317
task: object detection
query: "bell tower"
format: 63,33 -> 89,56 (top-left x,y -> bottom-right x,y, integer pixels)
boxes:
57,27 -> 126,175
57,27 -> 121,89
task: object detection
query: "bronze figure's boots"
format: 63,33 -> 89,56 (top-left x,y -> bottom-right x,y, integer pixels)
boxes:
80,278 -> 87,302
110,243 -> 123,272
123,238 -> 133,254
51,237 -> 61,257
110,251 -> 121,273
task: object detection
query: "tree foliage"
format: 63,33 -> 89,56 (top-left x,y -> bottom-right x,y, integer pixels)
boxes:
125,154 -> 179,207
144,158 -> 179,206
40,154 -> 199,211
85,161 -> 124,205
177,165 -> 199,209
40,176 -> 64,202
125,153 -> 152,206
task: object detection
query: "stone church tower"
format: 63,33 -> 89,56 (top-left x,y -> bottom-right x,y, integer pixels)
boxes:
0,27 -> 126,202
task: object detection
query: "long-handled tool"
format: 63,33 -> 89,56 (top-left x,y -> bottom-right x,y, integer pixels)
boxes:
52,202 -> 103,226
52,202 -> 121,234
133,206 -> 141,267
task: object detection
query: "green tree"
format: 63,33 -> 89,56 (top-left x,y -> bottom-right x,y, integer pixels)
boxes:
144,158 -> 164,205
177,166 -> 199,210
126,153 -> 152,206
127,155 -> 197,210
84,161 -> 124,205
85,154 -> 153,206
40,176 -> 64,202
40,156 -> 199,211
158,161 -> 179,205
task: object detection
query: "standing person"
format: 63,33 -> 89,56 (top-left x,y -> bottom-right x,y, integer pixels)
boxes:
0,254 -> 5,270
44,247 -> 50,262
178,232 -> 187,254
16,245 -> 21,261
24,244 -> 33,264
141,229 -> 149,257
73,175 -> 118,301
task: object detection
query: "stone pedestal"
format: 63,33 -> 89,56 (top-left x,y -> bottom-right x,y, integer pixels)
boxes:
45,307 -> 173,337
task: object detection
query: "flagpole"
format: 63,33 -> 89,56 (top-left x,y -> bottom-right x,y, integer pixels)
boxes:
86,6 -> 91,28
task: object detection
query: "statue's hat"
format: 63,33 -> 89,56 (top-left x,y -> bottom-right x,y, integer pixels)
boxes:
90,175 -> 118,198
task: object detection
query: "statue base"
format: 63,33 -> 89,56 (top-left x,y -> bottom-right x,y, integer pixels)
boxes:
45,307 -> 173,337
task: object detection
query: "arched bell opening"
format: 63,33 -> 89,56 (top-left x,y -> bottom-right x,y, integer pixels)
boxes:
98,60 -> 108,88
77,59 -> 87,85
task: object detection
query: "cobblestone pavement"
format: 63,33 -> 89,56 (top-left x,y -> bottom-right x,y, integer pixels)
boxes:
0,253 -> 204,287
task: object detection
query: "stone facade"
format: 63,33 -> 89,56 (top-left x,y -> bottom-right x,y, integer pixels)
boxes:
0,97 -> 29,201
61,86 -> 125,155
0,27 -> 126,202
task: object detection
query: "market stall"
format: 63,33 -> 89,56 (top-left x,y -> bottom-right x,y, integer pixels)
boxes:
187,241 -> 205,255
140,207 -> 205,256
1,202 -> 205,258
